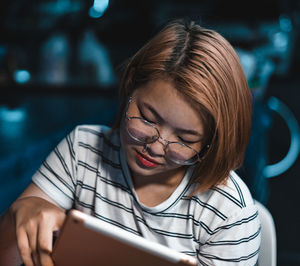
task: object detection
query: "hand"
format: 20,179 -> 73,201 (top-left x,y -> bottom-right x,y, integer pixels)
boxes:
10,196 -> 66,266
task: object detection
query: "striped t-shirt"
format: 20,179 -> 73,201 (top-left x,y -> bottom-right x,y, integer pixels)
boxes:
32,125 -> 261,265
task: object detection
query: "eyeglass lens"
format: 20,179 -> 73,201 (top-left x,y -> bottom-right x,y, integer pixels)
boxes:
126,117 -> 198,165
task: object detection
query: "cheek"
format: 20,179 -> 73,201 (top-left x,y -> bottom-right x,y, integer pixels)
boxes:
120,128 -> 143,162
120,127 -> 136,148
120,129 -> 131,157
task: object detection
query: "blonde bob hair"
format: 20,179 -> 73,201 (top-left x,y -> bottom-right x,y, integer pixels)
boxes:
114,18 -> 253,192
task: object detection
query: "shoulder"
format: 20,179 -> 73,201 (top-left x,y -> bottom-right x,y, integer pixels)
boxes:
192,171 -> 258,228
213,171 -> 255,212
71,125 -> 122,171
194,172 -> 261,264
71,125 -> 120,150
72,124 -> 112,140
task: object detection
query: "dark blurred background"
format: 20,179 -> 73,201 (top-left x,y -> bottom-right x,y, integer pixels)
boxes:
0,0 -> 300,265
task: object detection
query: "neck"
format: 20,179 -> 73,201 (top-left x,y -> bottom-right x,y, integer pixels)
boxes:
132,167 -> 187,190
132,167 -> 187,207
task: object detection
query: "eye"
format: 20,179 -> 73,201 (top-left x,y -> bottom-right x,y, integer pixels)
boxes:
178,136 -> 198,144
139,110 -> 156,124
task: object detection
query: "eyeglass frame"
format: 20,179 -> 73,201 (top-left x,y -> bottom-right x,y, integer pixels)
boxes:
124,96 -> 207,165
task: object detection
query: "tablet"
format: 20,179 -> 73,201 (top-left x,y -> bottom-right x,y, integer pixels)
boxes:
52,209 -> 198,266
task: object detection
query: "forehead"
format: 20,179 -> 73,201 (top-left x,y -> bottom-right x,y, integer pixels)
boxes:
132,79 -> 204,133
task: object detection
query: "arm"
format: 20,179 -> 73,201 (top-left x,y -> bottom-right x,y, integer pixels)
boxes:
0,182 -> 66,266
0,127 -> 78,266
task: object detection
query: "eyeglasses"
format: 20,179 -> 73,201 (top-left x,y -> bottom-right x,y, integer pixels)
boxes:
124,97 -> 203,165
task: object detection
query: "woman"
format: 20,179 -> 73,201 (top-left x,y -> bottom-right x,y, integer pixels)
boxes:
0,19 -> 260,265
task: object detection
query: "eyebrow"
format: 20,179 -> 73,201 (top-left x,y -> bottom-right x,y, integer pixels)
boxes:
141,102 -> 203,137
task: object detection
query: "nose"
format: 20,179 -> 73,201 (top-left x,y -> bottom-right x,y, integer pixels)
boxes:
147,127 -> 175,157
147,136 -> 168,157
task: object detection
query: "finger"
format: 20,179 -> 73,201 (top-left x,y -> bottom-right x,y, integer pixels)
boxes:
37,222 -> 54,266
26,225 -> 40,266
39,252 -> 54,266
16,227 -> 34,266
54,210 -> 67,230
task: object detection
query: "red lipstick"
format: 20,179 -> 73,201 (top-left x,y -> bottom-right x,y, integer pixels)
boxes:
136,152 -> 160,168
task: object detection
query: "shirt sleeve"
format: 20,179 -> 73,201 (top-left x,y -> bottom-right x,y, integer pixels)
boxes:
32,127 -> 79,210
197,204 -> 261,266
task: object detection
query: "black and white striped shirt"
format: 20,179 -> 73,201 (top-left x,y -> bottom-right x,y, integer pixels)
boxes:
32,125 -> 261,265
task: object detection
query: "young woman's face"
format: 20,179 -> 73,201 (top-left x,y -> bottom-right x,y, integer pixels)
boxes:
120,78 -> 205,182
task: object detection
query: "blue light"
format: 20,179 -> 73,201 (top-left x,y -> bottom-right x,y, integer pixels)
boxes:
279,15 -> 292,32
0,45 -> 6,60
89,0 -> 109,18
0,106 -> 27,139
263,97 -> 300,178
0,106 -> 26,122
273,32 -> 288,51
14,70 -> 31,84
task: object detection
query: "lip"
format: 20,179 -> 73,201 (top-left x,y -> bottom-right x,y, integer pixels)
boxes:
135,151 -> 161,168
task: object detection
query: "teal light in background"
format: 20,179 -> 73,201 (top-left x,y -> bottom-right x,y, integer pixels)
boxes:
13,70 -> 31,84
0,106 -> 26,123
273,32 -> 289,52
0,106 -> 27,139
0,45 -> 6,60
89,0 -> 109,18
279,15 -> 292,32
263,97 -> 300,178
38,0 -> 82,15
